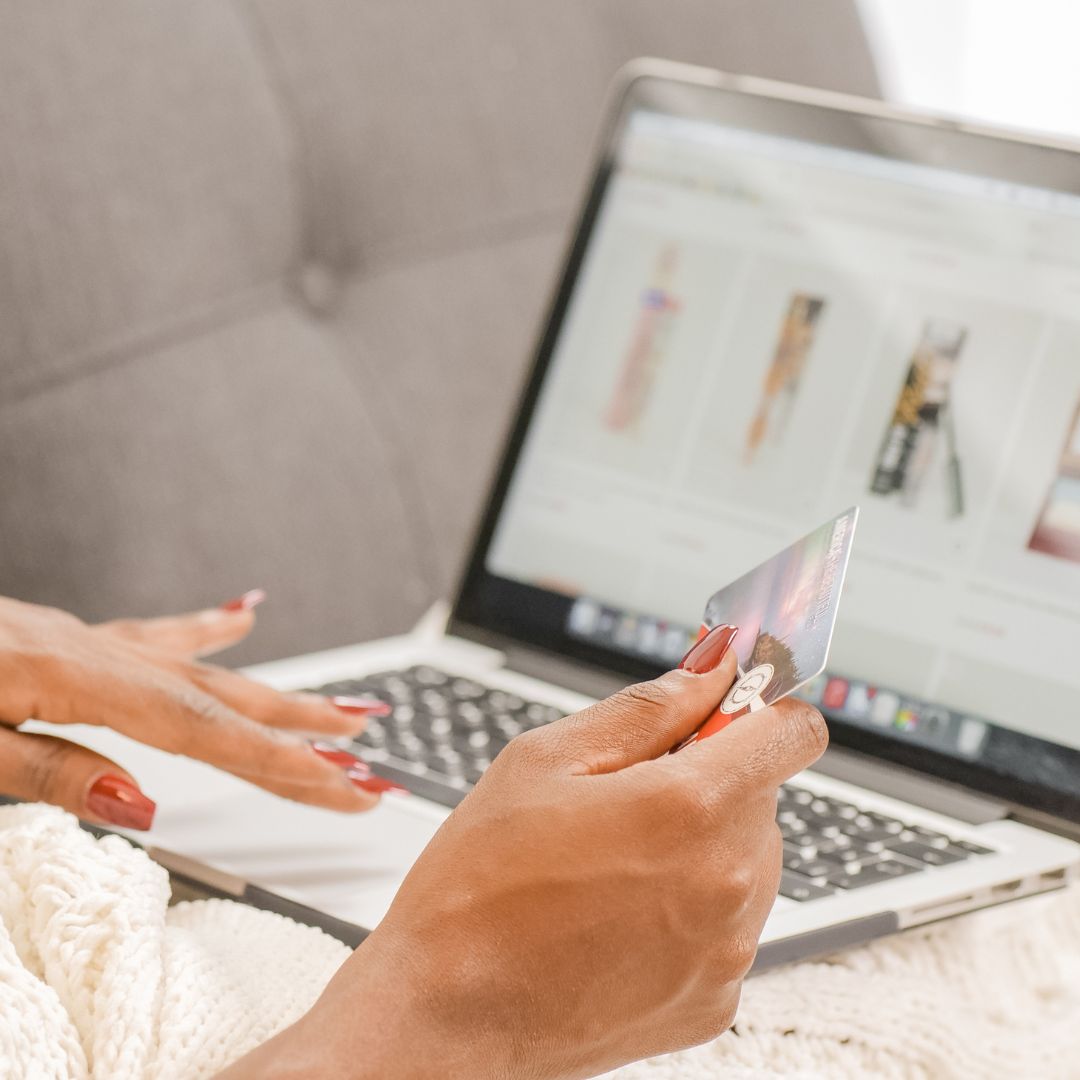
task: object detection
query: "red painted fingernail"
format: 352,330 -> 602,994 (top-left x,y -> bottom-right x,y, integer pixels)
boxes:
678,624 -> 738,675
311,741 -> 370,771
220,588 -> 267,613
348,768 -> 408,796
330,696 -> 392,717
86,774 -> 156,831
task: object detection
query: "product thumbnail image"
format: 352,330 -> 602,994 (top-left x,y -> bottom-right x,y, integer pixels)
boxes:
1029,398 -> 1080,565
870,319 -> 967,518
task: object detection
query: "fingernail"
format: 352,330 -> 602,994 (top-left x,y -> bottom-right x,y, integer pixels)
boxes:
330,696 -> 392,718
220,588 -> 267,613
347,768 -> 408,796
678,624 -> 738,675
311,741 -> 370,771
86,775 -> 157,831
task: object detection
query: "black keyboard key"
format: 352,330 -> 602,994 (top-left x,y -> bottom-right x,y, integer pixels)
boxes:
813,836 -> 855,857
839,823 -> 903,845
423,715 -> 454,739
904,826 -> 953,848
519,702 -> 556,727
846,835 -> 889,855
807,819 -> 844,838
779,820 -> 810,842
952,839 -> 995,856
889,840 -> 969,867
412,666 -> 451,686
818,847 -> 866,868
826,857 -> 923,889
453,701 -> 485,723
779,871 -> 836,902
782,836 -> 815,854
465,729 -> 492,752
424,746 -> 461,771
489,713 -> 524,738
388,742 -> 424,764
782,853 -> 834,881
450,678 -> 487,701
864,811 -> 906,834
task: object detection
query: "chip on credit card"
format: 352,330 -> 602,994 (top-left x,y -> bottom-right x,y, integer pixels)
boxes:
674,506 -> 859,750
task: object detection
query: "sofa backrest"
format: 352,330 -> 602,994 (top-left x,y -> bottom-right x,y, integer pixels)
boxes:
0,0 -> 878,662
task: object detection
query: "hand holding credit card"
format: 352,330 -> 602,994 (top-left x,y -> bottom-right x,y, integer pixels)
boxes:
673,507 -> 858,751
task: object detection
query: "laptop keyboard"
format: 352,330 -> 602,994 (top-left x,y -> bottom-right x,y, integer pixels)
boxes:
776,785 -> 992,901
310,665 -> 564,803
306,664 -> 995,901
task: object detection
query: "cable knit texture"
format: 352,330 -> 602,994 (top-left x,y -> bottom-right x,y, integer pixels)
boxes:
2,803 -> 1079,1078
0,805 -> 348,1079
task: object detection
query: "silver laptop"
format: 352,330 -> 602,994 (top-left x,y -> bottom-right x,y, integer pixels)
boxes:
112,60 -> 1080,965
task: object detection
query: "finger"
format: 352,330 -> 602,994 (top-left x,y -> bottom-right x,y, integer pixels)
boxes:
0,727 -> 156,830
96,590 -> 265,658
37,660 -> 382,789
541,626 -> 739,773
661,696 -> 828,792
177,661 -> 389,736
228,763 -> 384,813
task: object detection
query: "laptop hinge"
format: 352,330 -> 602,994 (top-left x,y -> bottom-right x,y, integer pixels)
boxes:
497,640 -> 633,701
1008,805 -> 1080,843
811,745 -> 1009,825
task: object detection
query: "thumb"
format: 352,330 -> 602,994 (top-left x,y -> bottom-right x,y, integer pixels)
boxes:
0,728 -> 156,830
658,695 -> 829,794
546,625 -> 739,774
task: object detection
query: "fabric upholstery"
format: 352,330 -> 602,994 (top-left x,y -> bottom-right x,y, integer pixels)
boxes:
247,0 -> 879,270
0,302 -> 431,651
0,1 -> 298,396
0,0 -> 878,663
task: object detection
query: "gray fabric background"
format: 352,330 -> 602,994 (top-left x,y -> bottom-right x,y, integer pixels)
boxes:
0,0 -> 879,664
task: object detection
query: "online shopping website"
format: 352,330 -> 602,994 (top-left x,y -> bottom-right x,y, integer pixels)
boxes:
489,110 -> 1080,751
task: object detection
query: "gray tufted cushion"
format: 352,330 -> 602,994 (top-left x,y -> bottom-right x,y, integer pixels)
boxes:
0,0 -> 877,663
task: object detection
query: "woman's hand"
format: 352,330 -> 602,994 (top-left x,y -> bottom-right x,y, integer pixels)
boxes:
224,631 -> 828,1080
0,593 -> 395,830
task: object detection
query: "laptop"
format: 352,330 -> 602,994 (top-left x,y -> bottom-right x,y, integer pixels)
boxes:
76,59 -> 1080,966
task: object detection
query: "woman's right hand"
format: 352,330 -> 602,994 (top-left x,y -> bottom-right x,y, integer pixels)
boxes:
223,629 -> 828,1080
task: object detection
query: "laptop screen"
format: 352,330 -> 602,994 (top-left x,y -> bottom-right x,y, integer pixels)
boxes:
455,71 -> 1080,814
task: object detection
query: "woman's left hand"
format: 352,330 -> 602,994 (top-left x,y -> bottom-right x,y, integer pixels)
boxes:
0,592 -> 394,831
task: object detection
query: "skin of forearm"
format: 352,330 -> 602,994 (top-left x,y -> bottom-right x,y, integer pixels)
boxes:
217,939 -> 498,1080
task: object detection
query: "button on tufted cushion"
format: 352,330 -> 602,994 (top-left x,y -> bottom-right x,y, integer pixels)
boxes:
0,0 -> 877,662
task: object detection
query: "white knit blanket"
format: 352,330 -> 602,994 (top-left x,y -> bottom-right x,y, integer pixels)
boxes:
3,805 -> 1079,1079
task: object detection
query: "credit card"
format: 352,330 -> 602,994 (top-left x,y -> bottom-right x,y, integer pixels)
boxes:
674,506 -> 859,749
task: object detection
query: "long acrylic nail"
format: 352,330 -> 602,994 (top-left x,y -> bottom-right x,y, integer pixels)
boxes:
311,741 -> 370,771
678,624 -> 738,675
220,588 -> 267,613
348,768 -> 408,796
330,696 -> 392,718
86,774 -> 157,831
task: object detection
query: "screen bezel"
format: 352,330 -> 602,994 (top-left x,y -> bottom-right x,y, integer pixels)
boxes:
450,61 -> 1080,824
